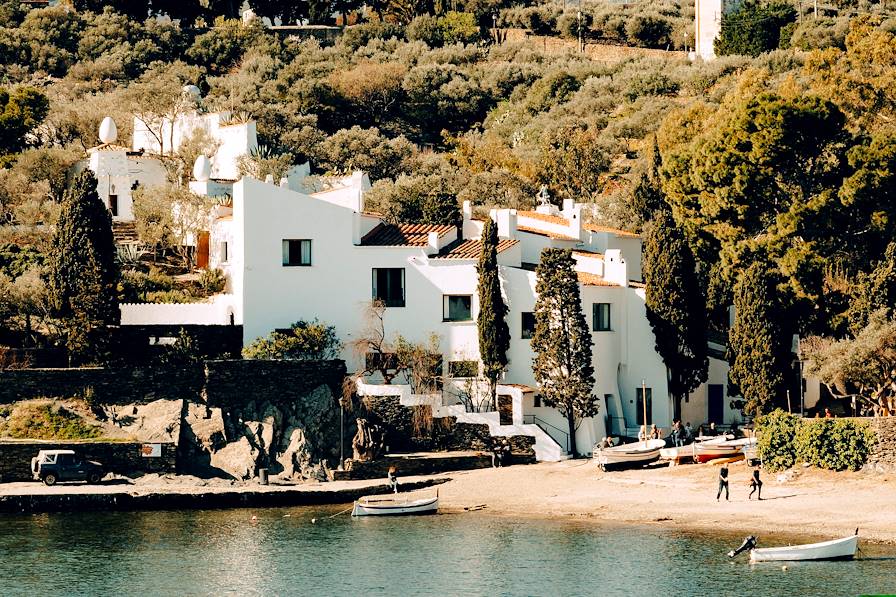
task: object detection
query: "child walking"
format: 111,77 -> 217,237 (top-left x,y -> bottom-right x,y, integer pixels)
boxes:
716,465 -> 729,501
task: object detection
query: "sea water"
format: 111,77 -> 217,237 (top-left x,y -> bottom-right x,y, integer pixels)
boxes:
1,507 -> 894,596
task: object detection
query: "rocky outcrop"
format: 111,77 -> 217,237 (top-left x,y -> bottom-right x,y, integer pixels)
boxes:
183,383 -> 344,481
865,417 -> 896,473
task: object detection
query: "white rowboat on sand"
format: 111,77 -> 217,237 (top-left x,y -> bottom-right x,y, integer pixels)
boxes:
351,493 -> 439,517
595,439 -> 666,470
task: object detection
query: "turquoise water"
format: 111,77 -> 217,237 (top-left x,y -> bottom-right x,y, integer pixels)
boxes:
1,507 -> 895,596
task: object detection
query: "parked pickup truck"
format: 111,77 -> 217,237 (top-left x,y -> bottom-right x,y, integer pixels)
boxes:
31,450 -> 104,486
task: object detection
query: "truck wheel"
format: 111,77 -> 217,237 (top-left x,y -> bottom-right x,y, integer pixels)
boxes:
88,472 -> 101,484
43,473 -> 57,486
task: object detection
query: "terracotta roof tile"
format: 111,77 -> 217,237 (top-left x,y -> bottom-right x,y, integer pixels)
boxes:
88,143 -> 131,152
577,272 -> 622,287
518,210 -> 569,226
433,238 -> 519,259
628,280 -> 646,289
360,223 -> 454,247
584,223 -> 640,239
517,225 -> 580,241
501,383 -> 536,391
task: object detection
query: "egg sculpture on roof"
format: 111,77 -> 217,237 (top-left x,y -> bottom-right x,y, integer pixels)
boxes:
98,117 -> 118,144
193,154 -> 211,182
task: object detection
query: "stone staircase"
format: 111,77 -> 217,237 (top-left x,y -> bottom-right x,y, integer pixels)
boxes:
113,221 -> 139,244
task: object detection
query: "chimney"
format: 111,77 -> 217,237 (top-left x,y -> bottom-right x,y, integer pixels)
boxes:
604,249 -> 629,287
494,209 -> 517,239
279,177 -> 288,188
462,200 -> 472,223
427,231 -> 441,255
264,174 -> 274,184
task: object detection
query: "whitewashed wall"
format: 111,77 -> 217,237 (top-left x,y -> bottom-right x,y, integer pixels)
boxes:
120,295 -> 236,325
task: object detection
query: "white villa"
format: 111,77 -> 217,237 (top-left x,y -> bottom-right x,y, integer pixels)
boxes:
87,105 -> 744,460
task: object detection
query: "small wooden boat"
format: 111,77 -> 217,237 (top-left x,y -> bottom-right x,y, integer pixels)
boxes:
729,532 -> 859,562
351,492 -> 439,517
659,445 -> 694,464
693,437 -> 754,463
595,439 -> 666,471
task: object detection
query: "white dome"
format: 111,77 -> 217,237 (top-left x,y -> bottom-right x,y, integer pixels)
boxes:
98,117 -> 117,144
193,155 -> 211,182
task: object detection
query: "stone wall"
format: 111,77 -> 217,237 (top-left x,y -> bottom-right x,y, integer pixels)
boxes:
0,440 -> 176,482
204,359 -> 346,408
0,366 -> 204,405
0,359 -> 347,407
865,417 -> 896,472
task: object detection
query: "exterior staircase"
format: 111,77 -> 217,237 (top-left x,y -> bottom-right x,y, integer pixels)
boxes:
113,221 -> 139,244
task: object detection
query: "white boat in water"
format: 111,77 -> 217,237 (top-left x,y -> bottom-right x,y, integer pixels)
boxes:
729,532 -> 859,562
351,492 -> 439,517
595,439 -> 666,470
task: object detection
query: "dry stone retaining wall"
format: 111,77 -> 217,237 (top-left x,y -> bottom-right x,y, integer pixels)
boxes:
0,440 -> 176,482
865,417 -> 896,472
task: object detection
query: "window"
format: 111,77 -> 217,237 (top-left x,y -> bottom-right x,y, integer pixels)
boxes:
219,241 -> 229,264
448,360 -> 478,378
593,303 -> 611,331
534,394 -> 542,408
372,268 -> 405,307
443,295 -> 472,322
109,194 -> 118,217
636,387 -> 653,426
282,239 -> 312,266
521,312 -> 536,339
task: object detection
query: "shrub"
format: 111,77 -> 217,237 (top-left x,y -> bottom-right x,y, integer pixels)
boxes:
407,12 -> 480,48
243,319 -> 342,360
755,408 -> 798,471
0,401 -> 102,440
795,418 -> 876,471
341,22 -> 406,52
625,14 -> 673,48
143,289 -> 197,304
198,268 -> 226,294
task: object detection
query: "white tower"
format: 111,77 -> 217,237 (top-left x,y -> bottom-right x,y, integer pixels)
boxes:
694,0 -> 742,61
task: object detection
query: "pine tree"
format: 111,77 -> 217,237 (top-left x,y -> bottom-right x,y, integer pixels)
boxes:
643,207 -> 709,420
531,248 -> 597,456
728,260 -> 792,416
631,135 -> 664,224
477,217 -> 510,411
48,170 -> 119,363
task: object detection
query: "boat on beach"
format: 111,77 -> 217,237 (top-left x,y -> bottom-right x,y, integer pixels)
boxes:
692,436 -> 755,463
728,531 -> 859,562
595,439 -> 666,471
351,491 -> 439,516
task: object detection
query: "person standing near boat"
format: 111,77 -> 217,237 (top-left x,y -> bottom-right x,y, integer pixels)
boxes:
650,424 -> 661,440
749,467 -> 763,500
683,422 -> 693,444
717,465 -> 729,501
388,466 -> 399,493
638,425 -> 648,441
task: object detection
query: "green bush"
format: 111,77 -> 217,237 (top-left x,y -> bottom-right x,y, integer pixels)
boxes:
0,402 -> 102,440
756,409 -> 799,471
243,319 -> 342,360
198,268 -> 226,294
757,409 -> 877,472
795,418 -> 876,471
143,289 -> 197,304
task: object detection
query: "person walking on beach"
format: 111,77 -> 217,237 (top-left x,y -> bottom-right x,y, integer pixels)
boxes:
387,466 -> 399,493
749,467 -> 763,500
716,465 -> 729,501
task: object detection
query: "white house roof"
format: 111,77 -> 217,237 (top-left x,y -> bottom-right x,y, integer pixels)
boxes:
577,272 -> 622,287
518,210 -> 570,226
583,223 -> 640,239
517,225 -> 580,241
433,238 -> 519,259
360,223 -> 455,247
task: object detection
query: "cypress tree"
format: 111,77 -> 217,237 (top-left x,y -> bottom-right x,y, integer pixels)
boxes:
631,135 -> 665,224
48,170 -> 119,362
531,248 -> 597,457
643,207 -> 709,420
477,217 -> 510,411
728,260 -> 791,416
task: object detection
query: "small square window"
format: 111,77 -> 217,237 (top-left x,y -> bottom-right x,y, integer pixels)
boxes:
521,312 -> 535,339
593,303 -> 611,331
443,295 -> 472,322
282,239 -> 312,266
219,241 -> 229,264
372,268 -> 405,307
448,360 -> 478,378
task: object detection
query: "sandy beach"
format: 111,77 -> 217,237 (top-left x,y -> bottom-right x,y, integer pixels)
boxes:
436,459 -> 896,544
